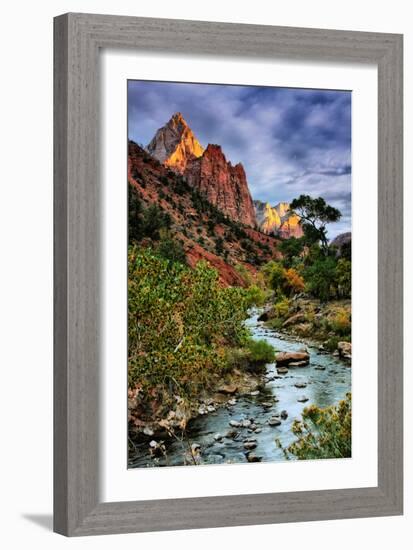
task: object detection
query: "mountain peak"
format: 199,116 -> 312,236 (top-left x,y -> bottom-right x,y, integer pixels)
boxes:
147,113 -> 204,172
170,111 -> 185,123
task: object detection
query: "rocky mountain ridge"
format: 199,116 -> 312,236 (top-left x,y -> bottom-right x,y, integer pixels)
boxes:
147,113 -> 256,227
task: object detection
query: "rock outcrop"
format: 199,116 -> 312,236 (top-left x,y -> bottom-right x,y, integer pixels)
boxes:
278,212 -> 303,239
185,144 -> 257,227
147,112 -> 204,173
331,232 -> 352,256
254,200 -> 303,239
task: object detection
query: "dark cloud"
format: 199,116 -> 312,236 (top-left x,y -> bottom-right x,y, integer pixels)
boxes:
128,80 -> 351,239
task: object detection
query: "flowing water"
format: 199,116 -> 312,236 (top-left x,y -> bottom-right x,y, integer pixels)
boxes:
128,310 -> 351,468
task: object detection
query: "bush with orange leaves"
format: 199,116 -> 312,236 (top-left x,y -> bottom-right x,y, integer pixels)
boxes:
283,267 -> 305,295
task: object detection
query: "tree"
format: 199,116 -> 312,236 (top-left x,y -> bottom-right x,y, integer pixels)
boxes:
156,229 -> 187,265
304,257 -> 337,302
290,195 -> 341,254
278,237 -> 305,267
128,184 -> 143,243
215,236 -> 224,255
335,258 -> 351,298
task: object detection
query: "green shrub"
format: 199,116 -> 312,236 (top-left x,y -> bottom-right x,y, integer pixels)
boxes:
329,307 -> 351,336
245,285 -> 267,307
285,393 -> 352,459
246,339 -> 275,370
266,318 -> 284,330
273,296 -> 291,318
128,247 -> 249,405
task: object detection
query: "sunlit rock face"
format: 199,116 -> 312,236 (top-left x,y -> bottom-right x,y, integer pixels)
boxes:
254,201 -> 282,233
185,144 -> 257,227
254,200 -> 303,239
147,112 -> 204,173
278,212 -> 303,238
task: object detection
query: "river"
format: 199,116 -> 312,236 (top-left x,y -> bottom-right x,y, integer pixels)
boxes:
128,309 -> 351,468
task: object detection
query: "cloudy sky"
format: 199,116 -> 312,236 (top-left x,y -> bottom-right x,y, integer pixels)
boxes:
128,80 -> 351,239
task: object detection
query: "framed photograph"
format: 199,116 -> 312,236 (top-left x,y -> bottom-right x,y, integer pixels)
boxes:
54,13 -> 403,536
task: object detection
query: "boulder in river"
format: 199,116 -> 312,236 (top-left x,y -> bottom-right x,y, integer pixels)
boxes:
277,366 -> 289,374
288,360 -> 308,367
229,420 -> 241,428
280,410 -> 288,420
294,382 -> 307,388
243,439 -> 258,450
214,433 -> 223,441
246,452 -> 262,462
257,308 -> 274,322
297,396 -> 309,403
275,351 -> 310,366
225,429 -> 239,439
268,417 -> 282,427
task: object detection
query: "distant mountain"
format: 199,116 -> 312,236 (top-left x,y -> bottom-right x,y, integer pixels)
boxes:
147,113 -> 256,227
253,200 -> 303,239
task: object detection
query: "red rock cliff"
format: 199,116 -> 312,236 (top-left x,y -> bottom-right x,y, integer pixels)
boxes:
185,144 -> 257,227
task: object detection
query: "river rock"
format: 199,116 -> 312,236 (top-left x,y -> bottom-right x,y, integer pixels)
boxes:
228,398 -> 237,406
241,419 -> 252,428
257,308 -> 274,322
294,382 -> 307,388
275,351 -> 310,366
243,439 -> 258,450
250,390 -> 260,396
246,452 -> 262,462
198,404 -> 208,415
268,417 -> 282,427
218,384 -> 238,395
191,443 -> 201,453
214,433 -> 223,441
297,396 -> 309,403
280,410 -> 288,420
225,429 -> 239,439
315,365 -> 326,371
288,360 -> 309,367
338,341 -> 352,360
277,366 -> 289,374
143,426 -> 154,437
207,404 -> 216,413
229,420 -> 241,428
254,428 -> 262,434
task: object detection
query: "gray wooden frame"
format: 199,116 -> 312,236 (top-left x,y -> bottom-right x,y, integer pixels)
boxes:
54,12 -> 403,536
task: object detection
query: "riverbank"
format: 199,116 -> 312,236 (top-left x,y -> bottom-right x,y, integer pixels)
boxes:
260,295 -> 351,355
129,309 -> 351,468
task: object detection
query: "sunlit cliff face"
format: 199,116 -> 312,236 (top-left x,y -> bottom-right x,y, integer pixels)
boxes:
147,112 -> 204,173
253,200 -> 303,239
